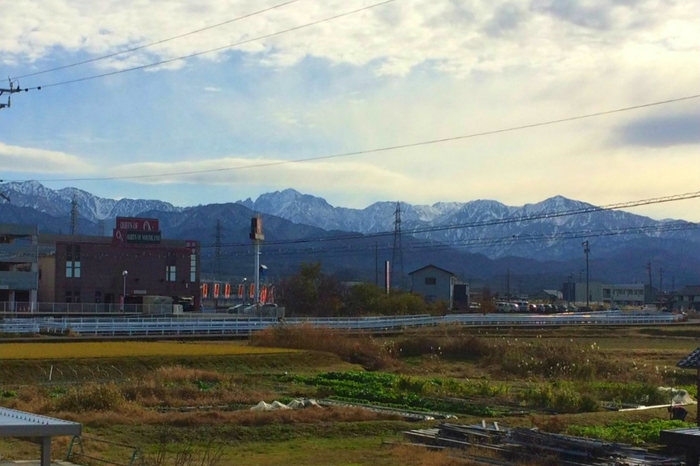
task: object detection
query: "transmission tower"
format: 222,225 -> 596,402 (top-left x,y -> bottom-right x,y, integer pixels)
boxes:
391,202 -> 404,289
214,219 -> 223,278
0,180 -> 9,203
70,195 -> 79,235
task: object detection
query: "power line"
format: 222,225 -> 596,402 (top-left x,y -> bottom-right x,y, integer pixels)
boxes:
22,0 -> 397,91
203,189 -> 700,249
204,222 -> 700,259
19,93 -> 700,183
11,0 -> 302,80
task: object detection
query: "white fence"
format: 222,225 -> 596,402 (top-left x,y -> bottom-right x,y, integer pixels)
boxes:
0,311 -> 685,336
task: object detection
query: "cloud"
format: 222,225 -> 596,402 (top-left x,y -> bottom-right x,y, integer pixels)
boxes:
484,3 -> 524,36
203,86 -> 221,92
616,113 -> 700,148
3,0 -> 697,79
0,143 -> 95,174
108,156 -> 412,194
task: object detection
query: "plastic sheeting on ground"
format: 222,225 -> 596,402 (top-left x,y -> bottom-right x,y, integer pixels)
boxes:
250,399 -> 321,411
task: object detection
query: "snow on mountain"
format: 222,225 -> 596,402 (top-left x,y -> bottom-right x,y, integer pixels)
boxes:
238,190 -> 699,261
2,181 -> 182,223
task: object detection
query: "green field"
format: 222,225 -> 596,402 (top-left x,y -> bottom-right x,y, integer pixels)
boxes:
0,323 -> 698,466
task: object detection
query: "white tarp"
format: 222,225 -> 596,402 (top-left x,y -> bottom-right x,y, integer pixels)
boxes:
250,399 -> 320,411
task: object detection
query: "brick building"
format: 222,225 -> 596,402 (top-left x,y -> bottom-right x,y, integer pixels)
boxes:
37,217 -> 200,312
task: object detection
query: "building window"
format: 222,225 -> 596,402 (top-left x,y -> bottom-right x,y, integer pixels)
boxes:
425,277 -> 437,285
166,265 -> 176,282
65,290 -> 80,303
65,244 -> 81,278
190,254 -> 196,282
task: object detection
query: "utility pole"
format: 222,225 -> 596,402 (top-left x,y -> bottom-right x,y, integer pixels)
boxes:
249,216 -> 264,306
0,78 -> 29,110
582,241 -> 590,309
646,261 -> 653,303
214,219 -> 222,278
391,202 -> 404,290
374,241 -> 378,287
659,267 -> 664,307
567,273 -> 573,308
506,269 -> 511,302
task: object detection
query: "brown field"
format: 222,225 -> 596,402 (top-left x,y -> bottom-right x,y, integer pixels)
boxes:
0,323 -> 698,466
0,341 -> 296,359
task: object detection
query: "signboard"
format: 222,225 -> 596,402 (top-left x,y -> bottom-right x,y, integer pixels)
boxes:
133,290 -> 147,295
116,217 -> 159,232
249,216 -> 265,241
238,284 -> 244,299
113,229 -> 162,244
213,283 -> 220,298
224,283 -> 231,298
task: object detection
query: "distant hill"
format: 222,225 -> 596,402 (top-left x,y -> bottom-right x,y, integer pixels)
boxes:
2,181 -> 698,290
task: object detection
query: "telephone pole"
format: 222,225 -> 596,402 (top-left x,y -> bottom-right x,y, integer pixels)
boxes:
214,219 -> 223,278
582,241 -> 590,308
391,202 -> 404,290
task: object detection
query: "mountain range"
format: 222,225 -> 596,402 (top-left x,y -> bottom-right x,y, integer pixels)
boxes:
1,181 -> 698,290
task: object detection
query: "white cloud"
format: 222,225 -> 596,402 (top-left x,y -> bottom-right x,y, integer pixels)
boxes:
0,143 -> 95,174
3,0 -> 697,79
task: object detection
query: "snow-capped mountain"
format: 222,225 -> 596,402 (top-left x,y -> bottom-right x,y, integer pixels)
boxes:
239,190 -> 700,261
1,180 -> 182,223
2,181 -> 698,286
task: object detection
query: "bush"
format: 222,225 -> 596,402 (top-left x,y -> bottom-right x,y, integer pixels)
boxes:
54,383 -> 127,412
250,324 -> 395,371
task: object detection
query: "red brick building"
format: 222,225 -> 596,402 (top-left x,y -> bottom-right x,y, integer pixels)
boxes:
38,217 -> 200,312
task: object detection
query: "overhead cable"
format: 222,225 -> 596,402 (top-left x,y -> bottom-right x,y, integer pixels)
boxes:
201,190 -> 700,248
22,0 -> 397,91
20,93 -> 700,183
11,0 -> 302,80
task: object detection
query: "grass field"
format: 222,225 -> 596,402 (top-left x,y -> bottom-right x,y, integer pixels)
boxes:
0,341 -> 296,359
0,323 -> 698,466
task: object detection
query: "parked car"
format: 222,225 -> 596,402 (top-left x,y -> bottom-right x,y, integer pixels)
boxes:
227,304 -> 255,314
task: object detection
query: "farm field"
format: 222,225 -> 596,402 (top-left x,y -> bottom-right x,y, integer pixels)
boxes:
0,323 -> 698,466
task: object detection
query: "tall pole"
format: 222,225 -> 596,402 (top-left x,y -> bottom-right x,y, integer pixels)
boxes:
254,240 -> 260,305
567,273 -> 573,309
121,270 -> 128,311
506,269 -> 510,302
583,241 -> 590,309
375,241 -> 379,287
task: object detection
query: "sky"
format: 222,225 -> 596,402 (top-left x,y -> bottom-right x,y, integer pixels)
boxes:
1,0 -> 699,221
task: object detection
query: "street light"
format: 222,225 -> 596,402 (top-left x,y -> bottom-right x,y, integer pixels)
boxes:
122,270 -> 128,311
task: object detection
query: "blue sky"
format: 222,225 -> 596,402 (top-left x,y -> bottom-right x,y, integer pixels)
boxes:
1,0 -> 699,220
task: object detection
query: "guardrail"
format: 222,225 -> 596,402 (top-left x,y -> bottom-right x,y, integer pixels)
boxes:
0,311 -> 685,336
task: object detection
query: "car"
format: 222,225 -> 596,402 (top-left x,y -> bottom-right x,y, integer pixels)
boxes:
227,304 -> 254,314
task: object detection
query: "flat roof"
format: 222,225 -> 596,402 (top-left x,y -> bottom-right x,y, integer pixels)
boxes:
0,407 -> 81,438
0,224 -> 37,237
660,427 -> 700,449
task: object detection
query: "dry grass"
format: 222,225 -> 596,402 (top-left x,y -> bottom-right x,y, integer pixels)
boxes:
389,445 -> 474,466
0,341 -> 295,359
250,324 -> 396,371
54,405 -> 402,427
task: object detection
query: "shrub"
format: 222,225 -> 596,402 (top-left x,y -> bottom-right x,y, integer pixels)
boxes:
250,324 -> 395,371
54,383 -> 127,412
